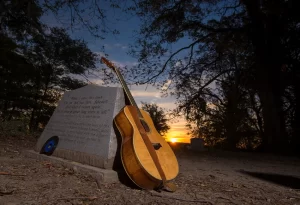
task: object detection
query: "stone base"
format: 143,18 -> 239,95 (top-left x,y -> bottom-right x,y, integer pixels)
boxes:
23,150 -> 119,184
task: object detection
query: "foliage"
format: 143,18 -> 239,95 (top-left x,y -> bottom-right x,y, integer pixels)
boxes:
126,0 -> 300,153
0,0 -> 98,131
141,102 -> 170,136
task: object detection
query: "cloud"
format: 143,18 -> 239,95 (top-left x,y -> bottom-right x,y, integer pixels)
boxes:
161,80 -> 172,91
103,44 -> 114,50
131,90 -> 159,97
103,43 -> 128,50
99,58 -> 137,69
175,61 -> 182,67
154,102 -> 176,109
94,51 -> 106,57
114,43 -> 128,50
90,79 -> 105,85
111,60 -> 137,68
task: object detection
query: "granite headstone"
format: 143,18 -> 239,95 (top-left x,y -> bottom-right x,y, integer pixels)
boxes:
35,84 -> 125,169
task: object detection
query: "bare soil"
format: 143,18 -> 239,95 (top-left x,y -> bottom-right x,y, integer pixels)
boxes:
1,136 -> 300,205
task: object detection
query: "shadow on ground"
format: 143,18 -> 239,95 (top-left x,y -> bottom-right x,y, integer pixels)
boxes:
238,169 -> 300,189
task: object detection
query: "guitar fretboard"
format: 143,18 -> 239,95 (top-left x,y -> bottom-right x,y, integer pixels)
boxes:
114,68 -> 144,119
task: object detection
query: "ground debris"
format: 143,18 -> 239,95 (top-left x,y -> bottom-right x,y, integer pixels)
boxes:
146,190 -> 213,204
1,136 -> 300,205
0,172 -> 26,176
0,189 -> 14,196
56,196 -> 98,201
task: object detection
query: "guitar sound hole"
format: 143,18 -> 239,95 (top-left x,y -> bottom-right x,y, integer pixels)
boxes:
152,143 -> 162,150
140,119 -> 150,132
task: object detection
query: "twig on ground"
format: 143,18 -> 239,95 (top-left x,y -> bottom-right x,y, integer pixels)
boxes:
216,196 -> 238,205
145,190 -> 213,204
289,188 -> 300,192
0,190 -> 14,196
0,172 -> 26,176
56,196 -> 98,201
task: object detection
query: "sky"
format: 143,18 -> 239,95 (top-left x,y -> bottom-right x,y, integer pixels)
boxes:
40,1 -> 192,143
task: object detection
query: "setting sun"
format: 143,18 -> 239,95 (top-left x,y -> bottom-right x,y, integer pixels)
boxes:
164,130 -> 191,144
170,138 -> 177,143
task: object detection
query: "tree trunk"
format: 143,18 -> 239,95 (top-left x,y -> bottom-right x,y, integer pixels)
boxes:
249,92 -> 264,138
292,78 -> 300,154
258,78 -> 287,152
224,73 -> 240,150
34,84 -> 49,129
243,0 -> 287,152
29,107 -> 37,131
29,73 -> 41,131
2,78 -> 11,120
7,106 -> 15,120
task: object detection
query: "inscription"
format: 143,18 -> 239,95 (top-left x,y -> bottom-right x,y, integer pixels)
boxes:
55,95 -> 111,119
45,121 -> 111,145
47,94 -> 113,146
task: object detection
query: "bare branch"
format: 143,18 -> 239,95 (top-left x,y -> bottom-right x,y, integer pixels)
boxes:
220,0 -> 242,17
69,1 -> 102,38
179,69 -> 235,110
141,33 -> 213,84
202,91 -> 225,106
183,43 -> 195,71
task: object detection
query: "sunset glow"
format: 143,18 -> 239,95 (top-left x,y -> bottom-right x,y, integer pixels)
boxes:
127,83 -> 192,144
170,138 -> 177,143
165,130 -> 191,144
166,137 -> 191,144
164,125 -> 190,143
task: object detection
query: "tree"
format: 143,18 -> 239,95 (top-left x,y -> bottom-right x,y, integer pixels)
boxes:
0,0 -> 44,40
126,0 -> 300,153
0,0 -> 98,131
141,102 -> 170,136
23,27 -> 97,130
0,0 -> 44,122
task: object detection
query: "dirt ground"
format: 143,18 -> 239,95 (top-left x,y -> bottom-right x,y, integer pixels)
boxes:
1,136 -> 300,205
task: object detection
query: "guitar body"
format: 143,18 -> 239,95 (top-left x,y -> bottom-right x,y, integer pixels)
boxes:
114,105 -> 179,190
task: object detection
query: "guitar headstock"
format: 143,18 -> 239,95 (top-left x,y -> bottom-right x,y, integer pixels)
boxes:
101,57 -> 117,73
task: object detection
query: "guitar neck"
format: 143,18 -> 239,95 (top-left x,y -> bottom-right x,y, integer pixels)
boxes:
101,57 -> 144,119
114,69 -> 143,119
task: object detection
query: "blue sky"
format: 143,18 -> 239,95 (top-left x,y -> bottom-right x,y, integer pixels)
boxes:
40,1 -> 191,142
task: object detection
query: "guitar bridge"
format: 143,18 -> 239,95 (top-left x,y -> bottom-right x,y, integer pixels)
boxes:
152,143 -> 162,150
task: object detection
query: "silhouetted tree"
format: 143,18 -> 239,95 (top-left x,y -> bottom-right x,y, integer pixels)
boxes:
0,1 -> 97,131
126,0 -> 299,152
0,0 -> 44,122
24,27 -> 97,130
141,102 -> 170,136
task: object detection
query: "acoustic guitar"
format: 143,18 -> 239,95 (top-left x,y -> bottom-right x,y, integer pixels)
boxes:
101,57 -> 179,191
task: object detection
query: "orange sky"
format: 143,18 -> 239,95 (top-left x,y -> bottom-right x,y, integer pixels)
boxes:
164,118 -> 191,144
131,84 -> 192,144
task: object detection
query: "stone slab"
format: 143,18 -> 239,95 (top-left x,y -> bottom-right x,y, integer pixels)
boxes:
34,85 -> 125,169
23,150 -> 119,183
